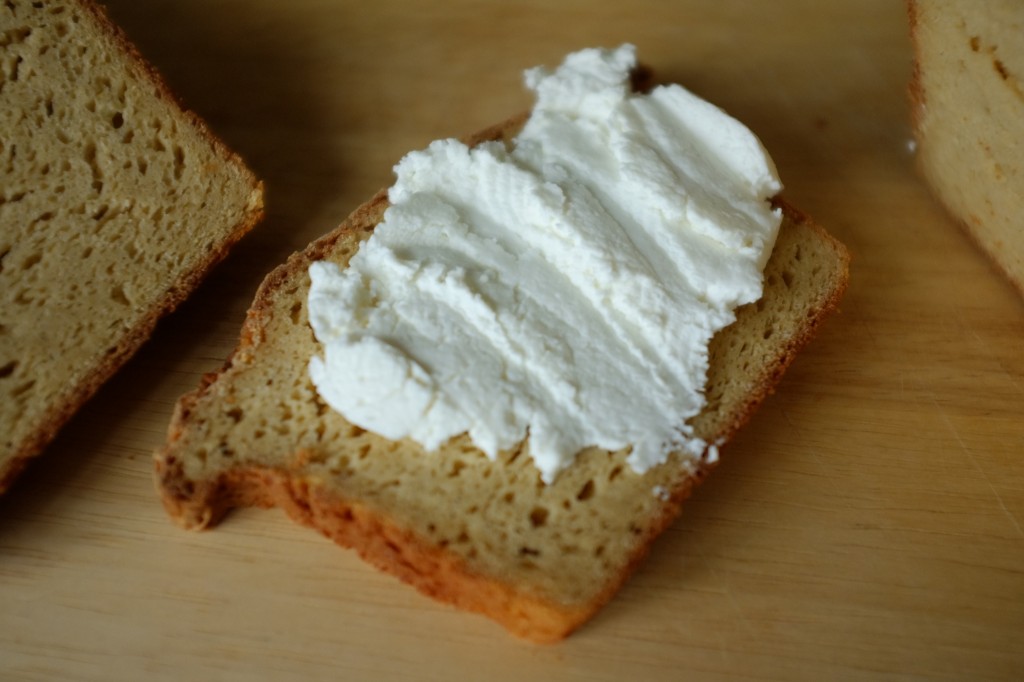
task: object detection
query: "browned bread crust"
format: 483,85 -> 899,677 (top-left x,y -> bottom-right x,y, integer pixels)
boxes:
156,112 -> 849,643
0,0 -> 264,491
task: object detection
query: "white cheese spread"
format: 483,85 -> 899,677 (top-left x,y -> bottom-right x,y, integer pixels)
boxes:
308,44 -> 782,483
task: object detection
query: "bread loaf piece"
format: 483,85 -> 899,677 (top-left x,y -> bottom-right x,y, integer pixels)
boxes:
909,0 -> 1024,296
156,108 -> 849,642
0,0 -> 264,491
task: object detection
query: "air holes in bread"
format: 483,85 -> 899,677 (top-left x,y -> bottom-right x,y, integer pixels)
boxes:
576,479 -> 595,501
21,251 -> 42,269
109,284 -> 129,310
12,379 -> 35,397
172,144 -> 184,180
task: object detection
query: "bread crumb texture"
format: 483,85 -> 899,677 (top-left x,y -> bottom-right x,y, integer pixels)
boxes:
1,0 -> 262,490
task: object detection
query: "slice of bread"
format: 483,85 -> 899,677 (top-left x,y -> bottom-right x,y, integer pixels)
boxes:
0,0 -> 264,491
156,113 -> 848,642
908,0 -> 1024,297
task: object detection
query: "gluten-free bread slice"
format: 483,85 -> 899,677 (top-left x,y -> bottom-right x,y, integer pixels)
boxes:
0,0 -> 264,491
908,0 -> 1024,296
156,113 -> 849,643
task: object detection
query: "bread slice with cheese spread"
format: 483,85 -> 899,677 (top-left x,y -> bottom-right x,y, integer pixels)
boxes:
156,112 -> 848,642
0,0 -> 264,492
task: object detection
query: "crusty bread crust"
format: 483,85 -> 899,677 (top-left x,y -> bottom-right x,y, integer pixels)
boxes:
907,0 -> 924,125
0,0 -> 264,492
156,112 -> 848,642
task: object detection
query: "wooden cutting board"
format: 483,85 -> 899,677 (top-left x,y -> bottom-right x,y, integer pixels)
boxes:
2,1 -> 1022,679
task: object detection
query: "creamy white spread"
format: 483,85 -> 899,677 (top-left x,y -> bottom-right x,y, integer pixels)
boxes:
307,44 -> 782,483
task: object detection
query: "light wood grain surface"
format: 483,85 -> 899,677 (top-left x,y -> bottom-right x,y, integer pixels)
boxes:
3,1 -> 1023,680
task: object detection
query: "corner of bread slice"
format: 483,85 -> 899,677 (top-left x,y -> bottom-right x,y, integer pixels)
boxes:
157,452 -> 597,643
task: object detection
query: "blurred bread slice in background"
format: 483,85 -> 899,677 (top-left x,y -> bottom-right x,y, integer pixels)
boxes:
0,0 -> 264,492
909,0 -> 1024,297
